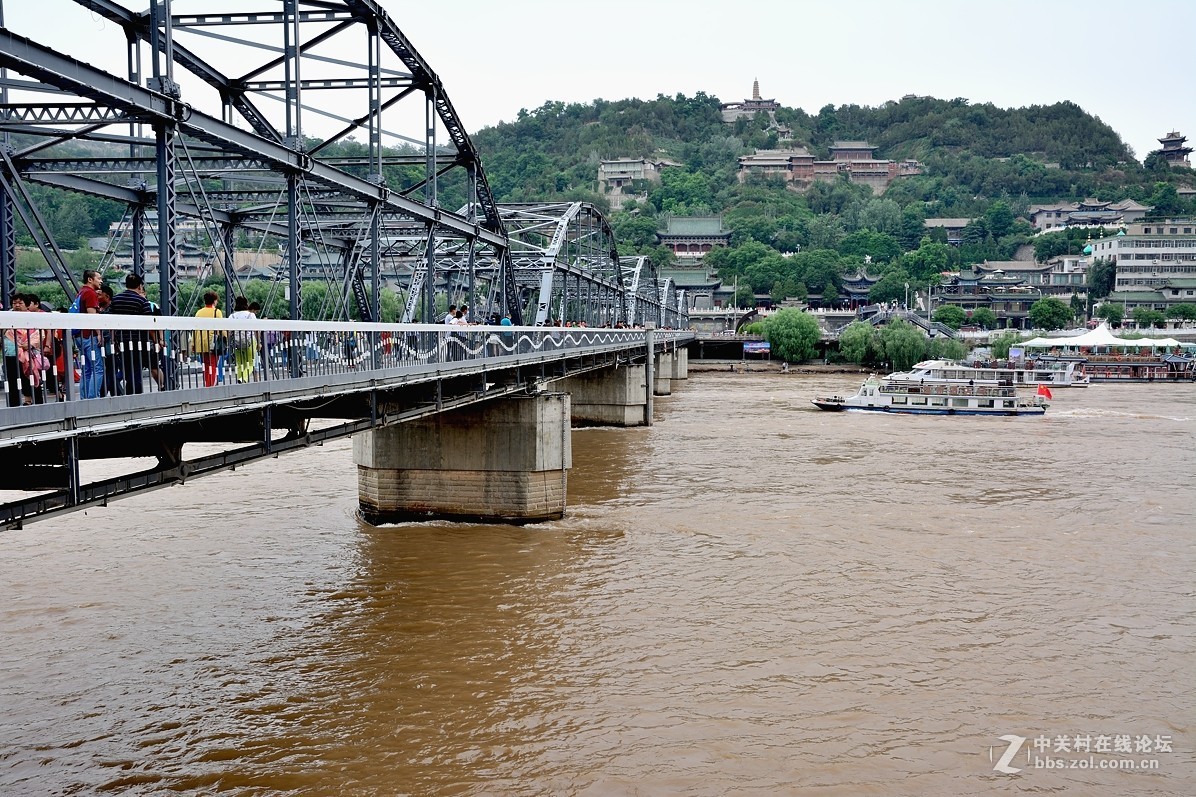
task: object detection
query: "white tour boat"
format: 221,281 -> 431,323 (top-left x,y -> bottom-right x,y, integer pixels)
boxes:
886,358 -> 1089,388
812,376 -> 1050,416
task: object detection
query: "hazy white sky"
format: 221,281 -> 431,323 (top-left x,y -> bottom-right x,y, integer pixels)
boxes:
5,0 -> 1194,163
390,0 -> 1195,163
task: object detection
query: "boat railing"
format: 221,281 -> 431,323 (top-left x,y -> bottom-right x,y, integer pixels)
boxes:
878,382 -> 1016,398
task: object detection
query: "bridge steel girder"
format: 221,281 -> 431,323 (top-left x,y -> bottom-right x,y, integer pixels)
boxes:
0,27 -> 504,246
0,5 -> 514,323
0,6 -> 684,331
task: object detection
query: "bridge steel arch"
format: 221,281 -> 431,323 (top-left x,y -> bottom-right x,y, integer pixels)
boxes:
0,2 -> 687,331
0,0 -> 519,323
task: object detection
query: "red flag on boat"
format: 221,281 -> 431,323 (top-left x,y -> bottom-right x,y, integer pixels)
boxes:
1037,384 -> 1053,400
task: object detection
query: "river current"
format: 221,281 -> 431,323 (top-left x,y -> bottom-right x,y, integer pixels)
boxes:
1,372 -> 1193,795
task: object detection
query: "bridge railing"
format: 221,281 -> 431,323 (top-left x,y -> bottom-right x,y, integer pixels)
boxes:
1,311 -> 688,416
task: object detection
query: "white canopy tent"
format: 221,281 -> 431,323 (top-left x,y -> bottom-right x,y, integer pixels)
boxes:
1022,324 -> 1185,350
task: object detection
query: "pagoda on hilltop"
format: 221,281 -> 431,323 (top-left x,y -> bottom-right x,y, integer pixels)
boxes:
721,79 -> 781,123
1158,131 -> 1193,168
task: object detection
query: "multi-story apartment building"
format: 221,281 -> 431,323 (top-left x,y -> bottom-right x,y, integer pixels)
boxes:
1091,219 -> 1196,312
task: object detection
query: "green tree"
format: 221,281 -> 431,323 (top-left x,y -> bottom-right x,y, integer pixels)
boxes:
990,331 -> 1022,359
1143,150 -> 1171,175
970,307 -> 997,329
1028,297 -> 1073,331
868,268 -> 912,304
1069,293 -> 1087,321
878,320 -> 927,370
762,308 -> 821,363
1087,258 -> 1116,299
984,200 -> 1015,238
838,230 -> 901,263
837,321 -> 876,364
733,283 -> 757,308
900,237 -> 951,281
926,337 -> 968,361
612,213 -> 662,249
933,304 -> 966,330
1166,303 -> 1196,321
1132,307 -> 1165,328
1096,303 -> 1124,325
1148,182 -> 1183,217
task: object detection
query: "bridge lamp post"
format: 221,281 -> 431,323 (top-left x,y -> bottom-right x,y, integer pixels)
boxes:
904,282 -> 909,311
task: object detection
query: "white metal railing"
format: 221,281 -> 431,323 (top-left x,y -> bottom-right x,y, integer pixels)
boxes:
1,311 -> 687,411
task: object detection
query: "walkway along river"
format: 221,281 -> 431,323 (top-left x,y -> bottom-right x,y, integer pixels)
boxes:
0,373 -> 1192,795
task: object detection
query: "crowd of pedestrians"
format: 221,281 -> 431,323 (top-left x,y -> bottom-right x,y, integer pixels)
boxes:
2,272 -> 270,406
5,275 -> 646,407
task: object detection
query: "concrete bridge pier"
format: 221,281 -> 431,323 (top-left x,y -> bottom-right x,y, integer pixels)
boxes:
354,392 -> 571,524
670,347 -> 689,381
653,351 -> 674,396
558,364 -> 649,426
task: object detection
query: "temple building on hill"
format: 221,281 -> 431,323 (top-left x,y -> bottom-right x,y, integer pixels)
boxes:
1158,131 -> 1193,168
654,216 -> 735,310
1027,198 -> 1153,231
655,216 -> 732,263
923,218 -> 971,246
737,139 -> 920,194
721,78 -> 780,123
597,157 -> 676,211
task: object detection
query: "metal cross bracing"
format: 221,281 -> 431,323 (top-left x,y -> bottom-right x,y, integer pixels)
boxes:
0,0 -> 519,325
0,1 -> 687,333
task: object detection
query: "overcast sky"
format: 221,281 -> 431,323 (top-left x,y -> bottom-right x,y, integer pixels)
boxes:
392,0 -> 1195,163
5,0 -> 1194,164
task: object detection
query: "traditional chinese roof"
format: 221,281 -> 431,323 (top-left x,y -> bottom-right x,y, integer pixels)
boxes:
660,216 -> 728,236
976,260 -> 1048,272
924,218 -> 972,228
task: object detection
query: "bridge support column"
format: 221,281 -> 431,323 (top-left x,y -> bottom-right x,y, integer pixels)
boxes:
653,352 -> 674,396
670,346 -> 689,380
559,364 -> 649,426
354,392 -> 571,524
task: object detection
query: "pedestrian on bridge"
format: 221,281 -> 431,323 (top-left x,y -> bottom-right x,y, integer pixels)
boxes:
108,274 -> 153,395
72,269 -> 104,399
194,291 -> 224,387
228,296 -> 257,383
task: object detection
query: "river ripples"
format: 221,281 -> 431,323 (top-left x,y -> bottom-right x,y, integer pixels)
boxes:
1,372 -> 1193,795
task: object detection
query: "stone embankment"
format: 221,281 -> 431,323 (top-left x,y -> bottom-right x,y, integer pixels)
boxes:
688,359 -> 868,375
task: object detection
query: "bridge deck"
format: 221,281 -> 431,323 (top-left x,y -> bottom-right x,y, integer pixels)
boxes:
1,313 -> 692,527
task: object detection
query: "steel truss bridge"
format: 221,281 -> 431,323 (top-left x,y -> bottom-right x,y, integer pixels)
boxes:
0,314 -> 691,528
0,0 -> 688,329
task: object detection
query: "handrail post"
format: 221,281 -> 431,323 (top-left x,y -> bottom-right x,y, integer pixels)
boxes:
644,323 -> 655,427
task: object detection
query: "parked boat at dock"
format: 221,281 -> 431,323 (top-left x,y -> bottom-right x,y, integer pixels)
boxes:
887,358 -> 1089,387
812,376 -> 1049,416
